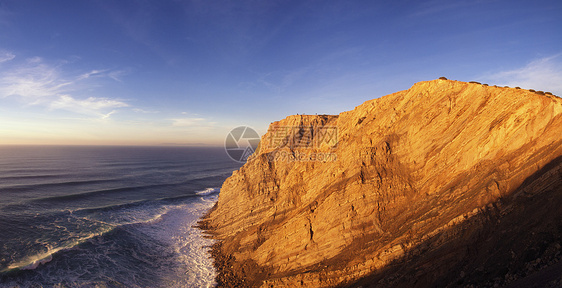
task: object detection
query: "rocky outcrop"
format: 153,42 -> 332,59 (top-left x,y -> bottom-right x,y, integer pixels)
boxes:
201,79 -> 562,287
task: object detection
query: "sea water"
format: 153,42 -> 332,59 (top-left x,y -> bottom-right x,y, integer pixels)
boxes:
0,146 -> 241,288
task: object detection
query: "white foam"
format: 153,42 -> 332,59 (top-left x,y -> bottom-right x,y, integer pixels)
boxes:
2,227 -> 114,273
2,196 -> 220,287
20,253 -> 52,270
173,197 -> 218,288
195,187 -> 218,195
130,196 -> 219,287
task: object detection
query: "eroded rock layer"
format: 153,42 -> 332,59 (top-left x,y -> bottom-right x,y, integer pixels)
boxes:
202,79 -> 562,287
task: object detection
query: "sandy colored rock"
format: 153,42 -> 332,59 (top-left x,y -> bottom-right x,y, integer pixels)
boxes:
201,79 -> 562,287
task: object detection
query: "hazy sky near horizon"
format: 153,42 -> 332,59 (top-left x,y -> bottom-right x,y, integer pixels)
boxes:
0,0 -> 561,145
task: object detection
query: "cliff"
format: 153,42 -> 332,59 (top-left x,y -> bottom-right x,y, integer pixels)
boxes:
202,79 -> 562,287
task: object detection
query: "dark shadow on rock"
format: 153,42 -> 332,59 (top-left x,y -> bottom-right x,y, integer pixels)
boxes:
341,156 -> 562,288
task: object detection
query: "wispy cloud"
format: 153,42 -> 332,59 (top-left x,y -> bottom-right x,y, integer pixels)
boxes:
133,108 -> 159,114
0,53 -> 130,119
0,57 -> 72,101
50,95 -> 128,113
169,116 -> 220,134
107,69 -> 130,82
76,69 -> 108,80
482,54 -> 562,94
76,68 -> 130,82
171,117 -> 207,127
246,66 -> 312,94
101,110 -> 117,120
0,50 -> 15,63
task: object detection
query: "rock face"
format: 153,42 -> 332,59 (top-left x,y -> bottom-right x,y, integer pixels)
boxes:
202,79 -> 562,287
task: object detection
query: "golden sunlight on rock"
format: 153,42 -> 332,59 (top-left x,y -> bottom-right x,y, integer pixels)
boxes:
200,79 -> 562,287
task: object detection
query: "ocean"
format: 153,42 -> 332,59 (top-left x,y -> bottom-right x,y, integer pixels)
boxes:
0,146 -> 242,288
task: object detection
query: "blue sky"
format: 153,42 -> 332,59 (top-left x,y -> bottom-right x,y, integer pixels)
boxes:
0,0 -> 561,145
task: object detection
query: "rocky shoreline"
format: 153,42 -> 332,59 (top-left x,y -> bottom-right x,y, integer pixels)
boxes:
196,214 -> 251,288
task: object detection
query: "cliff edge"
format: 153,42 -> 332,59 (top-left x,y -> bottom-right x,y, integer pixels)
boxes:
202,79 -> 562,287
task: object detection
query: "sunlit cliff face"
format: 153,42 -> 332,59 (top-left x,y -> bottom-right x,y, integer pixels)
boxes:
203,79 -> 562,287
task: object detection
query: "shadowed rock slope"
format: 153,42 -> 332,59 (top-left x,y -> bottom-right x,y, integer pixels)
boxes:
201,79 -> 562,287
